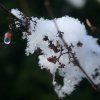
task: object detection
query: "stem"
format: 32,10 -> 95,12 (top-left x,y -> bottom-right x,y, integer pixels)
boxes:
44,0 -> 99,90
0,3 -> 24,25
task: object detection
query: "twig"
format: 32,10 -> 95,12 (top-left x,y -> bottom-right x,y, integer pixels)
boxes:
0,3 -> 24,26
0,3 -> 32,35
44,0 -> 100,91
0,1 -> 99,91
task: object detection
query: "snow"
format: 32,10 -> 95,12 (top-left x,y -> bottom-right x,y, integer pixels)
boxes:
11,9 -> 100,98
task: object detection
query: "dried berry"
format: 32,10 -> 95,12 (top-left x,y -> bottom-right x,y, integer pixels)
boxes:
47,56 -> 57,64
59,63 -> 65,68
43,36 -> 49,41
77,41 -> 83,47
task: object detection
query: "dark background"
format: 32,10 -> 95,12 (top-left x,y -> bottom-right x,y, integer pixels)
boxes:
0,0 -> 100,100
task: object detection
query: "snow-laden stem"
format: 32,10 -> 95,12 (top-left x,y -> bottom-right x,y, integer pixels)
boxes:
0,3 -> 23,25
44,0 -> 99,91
0,3 -> 32,35
1,1 -> 100,97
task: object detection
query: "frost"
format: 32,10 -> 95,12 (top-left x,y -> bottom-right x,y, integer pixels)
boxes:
11,9 -> 100,98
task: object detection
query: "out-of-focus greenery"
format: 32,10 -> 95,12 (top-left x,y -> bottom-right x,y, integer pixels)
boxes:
0,0 -> 100,100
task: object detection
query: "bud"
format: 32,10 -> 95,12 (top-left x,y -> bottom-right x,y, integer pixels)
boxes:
4,32 -> 12,44
47,56 -> 57,64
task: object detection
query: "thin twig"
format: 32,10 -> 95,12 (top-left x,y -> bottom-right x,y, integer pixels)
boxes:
0,3 -> 32,34
0,1 -> 99,91
0,3 -> 24,26
44,0 -> 99,91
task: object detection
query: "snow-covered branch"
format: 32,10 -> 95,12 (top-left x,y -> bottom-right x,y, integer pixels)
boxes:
11,8 -> 100,98
0,2 -> 100,98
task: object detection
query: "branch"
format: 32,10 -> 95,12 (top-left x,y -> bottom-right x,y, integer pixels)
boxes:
0,3 -> 32,35
0,1 -> 100,92
44,0 -> 100,91
0,3 -> 24,26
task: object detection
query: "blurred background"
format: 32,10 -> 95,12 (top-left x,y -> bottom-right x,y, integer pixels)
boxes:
0,0 -> 100,100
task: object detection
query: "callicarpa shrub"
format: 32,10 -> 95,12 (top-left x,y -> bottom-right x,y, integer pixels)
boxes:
0,1 -> 100,98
